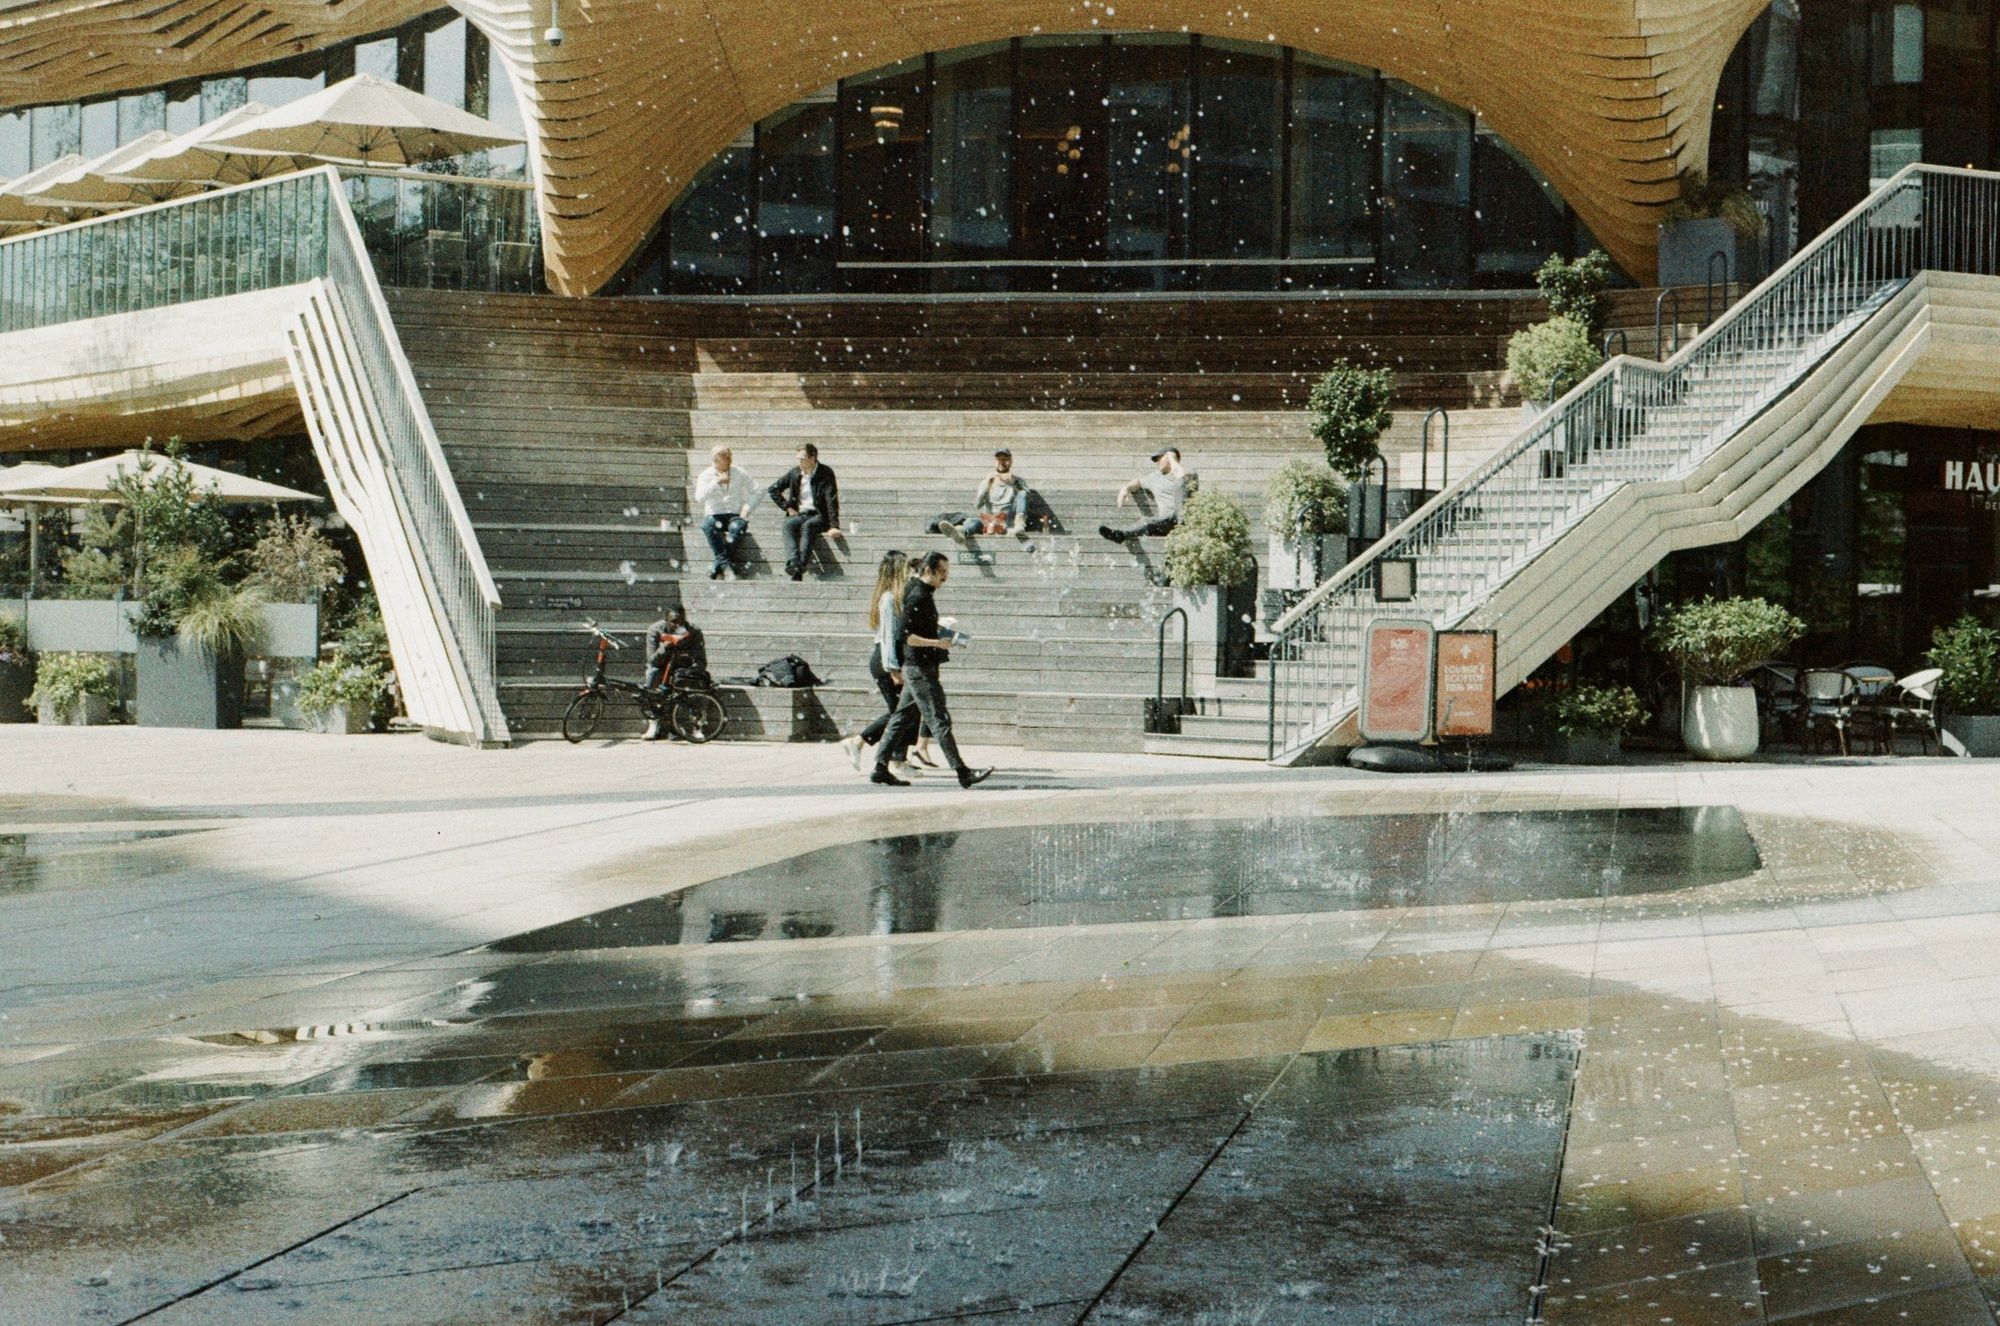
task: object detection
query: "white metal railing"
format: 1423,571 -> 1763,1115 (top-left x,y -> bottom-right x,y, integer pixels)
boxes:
0,167 -> 509,743
1266,164 -> 2000,762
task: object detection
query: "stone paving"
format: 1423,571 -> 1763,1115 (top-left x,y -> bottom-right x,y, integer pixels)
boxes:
6,727 -> 2000,1322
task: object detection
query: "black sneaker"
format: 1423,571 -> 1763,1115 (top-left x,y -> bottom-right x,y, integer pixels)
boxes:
710,566 -> 725,580
1098,525 -> 1124,544
870,768 -> 910,787
957,767 -> 993,788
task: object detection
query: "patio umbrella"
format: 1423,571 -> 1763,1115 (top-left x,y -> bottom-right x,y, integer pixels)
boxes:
7,451 -> 323,507
199,73 -> 523,167
23,132 -> 186,210
107,102 -> 311,190
0,462 -> 69,587
0,155 -> 87,229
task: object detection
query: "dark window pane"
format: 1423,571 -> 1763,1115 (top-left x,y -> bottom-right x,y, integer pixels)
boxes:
1381,82 -> 1470,288
1105,34 -> 1192,289
1289,54 -> 1376,288
756,97 -> 838,293
202,77 -> 247,121
1871,2 -> 1923,84
1016,36 -> 1107,268
841,57 -> 929,285
929,42 -> 1013,289
1472,121 -> 1565,285
1192,38 -> 1284,278
671,141 -> 754,293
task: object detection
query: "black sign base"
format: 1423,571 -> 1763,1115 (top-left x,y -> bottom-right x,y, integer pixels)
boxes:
1348,744 -> 1515,774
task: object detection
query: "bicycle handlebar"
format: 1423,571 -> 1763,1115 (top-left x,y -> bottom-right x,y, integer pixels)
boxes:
580,620 -> 625,649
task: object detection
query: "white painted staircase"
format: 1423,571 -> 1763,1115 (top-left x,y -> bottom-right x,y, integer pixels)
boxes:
1265,165 -> 2000,765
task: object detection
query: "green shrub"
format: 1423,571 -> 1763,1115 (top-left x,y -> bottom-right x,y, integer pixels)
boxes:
26,652 -> 115,720
1555,683 -> 1649,738
0,612 -> 26,664
1307,361 -> 1396,482
243,513 -> 344,605
1264,459 -> 1348,539
296,656 -> 390,722
1535,250 -> 1613,331
1652,596 -> 1805,687
1926,615 -> 2000,714
1507,315 -> 1604,404
1163,490 -> 1256,589
1664,169 -> 1765,237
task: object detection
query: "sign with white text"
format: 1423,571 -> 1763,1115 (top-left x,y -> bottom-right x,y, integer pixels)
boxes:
1435,631 -> 1497,739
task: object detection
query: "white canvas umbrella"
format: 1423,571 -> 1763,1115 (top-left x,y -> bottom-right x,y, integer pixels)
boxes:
0,462 -> 70,586
200,74 -> 523,167
107,103 -> 311,190
8,451 -> 323,507
23,132 -> 186,210
0,155 -> 87,229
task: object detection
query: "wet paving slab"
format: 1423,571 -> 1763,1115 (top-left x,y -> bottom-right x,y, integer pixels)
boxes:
491,808 -> 1764,953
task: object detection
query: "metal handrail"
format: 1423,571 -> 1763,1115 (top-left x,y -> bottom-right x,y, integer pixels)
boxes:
1705,249 -> 1732,325
0,166 -> 508,742
1154,607 -> 1190,732
1653,287 -> 1682,359
1265,163 -> 1995,762
1421,408 -> 1450,492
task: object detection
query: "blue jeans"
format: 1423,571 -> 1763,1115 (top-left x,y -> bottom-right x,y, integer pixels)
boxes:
703,513 -> 747,571
961,492 -> 1029,536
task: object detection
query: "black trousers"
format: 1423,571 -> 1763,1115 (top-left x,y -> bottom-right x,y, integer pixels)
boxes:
781,511 -> 830,571
876,661 -> 962,773
1107,514 -> 1179,541
861,644 -> 928,752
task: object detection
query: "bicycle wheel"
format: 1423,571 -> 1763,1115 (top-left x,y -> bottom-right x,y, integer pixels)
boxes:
670,691 -> 726,744
562,691 -> 607,744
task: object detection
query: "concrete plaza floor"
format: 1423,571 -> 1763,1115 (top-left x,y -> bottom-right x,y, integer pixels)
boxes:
7,728 -> 2000,1322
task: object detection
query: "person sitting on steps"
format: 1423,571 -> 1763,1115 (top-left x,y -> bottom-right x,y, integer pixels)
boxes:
943,447 -> 1032,543
693,444 -> 755,580
1100,447 -> 1191,544
768,443 -> 842,581
641,605 -> 702,741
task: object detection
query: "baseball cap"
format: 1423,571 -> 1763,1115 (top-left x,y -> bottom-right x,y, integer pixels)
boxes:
1150,449 -> 1176,462
994,446 -> 1012,457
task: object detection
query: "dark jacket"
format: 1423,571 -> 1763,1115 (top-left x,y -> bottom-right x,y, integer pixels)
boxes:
768,464 -> 840,529
898,578 -> 948,669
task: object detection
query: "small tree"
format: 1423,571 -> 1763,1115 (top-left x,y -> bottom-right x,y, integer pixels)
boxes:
1507,315 -> 1604,404
1926,615 -> 2000,715
1535,250 -> 1613,332
243,512 -> 345,605
1652,596 -> 1805,687
1307,361 -> 1395,482
1264,459 -> 1347,539
1163,491 -> 1256,589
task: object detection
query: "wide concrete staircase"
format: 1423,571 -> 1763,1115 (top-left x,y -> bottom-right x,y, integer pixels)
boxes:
1266,165 -> 2000,764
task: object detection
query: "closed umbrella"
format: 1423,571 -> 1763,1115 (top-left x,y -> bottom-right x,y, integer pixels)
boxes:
23,133 -> 185,210
107,103 -> 311,190
0,155 -> 87,229
0,462 -> 69,588
200,73 -> 523,167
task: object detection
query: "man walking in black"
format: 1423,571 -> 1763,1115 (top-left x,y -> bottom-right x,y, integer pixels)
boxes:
873,552 -> 993,789
767,443 -> 842,580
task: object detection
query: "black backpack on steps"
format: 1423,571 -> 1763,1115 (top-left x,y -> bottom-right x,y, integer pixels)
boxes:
754,654 -> 825,688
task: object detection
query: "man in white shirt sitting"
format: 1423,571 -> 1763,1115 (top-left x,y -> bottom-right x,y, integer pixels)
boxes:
694,445 -> 756,580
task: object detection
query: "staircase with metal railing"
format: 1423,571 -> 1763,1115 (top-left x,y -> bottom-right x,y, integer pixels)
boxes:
0,167 -> 508,745
1266,164 -> 2000,764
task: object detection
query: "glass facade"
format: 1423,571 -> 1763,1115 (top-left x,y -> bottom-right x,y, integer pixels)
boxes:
0,10 -> 527,182
619,36 -> 1582,296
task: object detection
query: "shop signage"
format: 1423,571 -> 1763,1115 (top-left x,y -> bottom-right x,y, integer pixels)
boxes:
1943,460 -> 2000,494
1359,618 -> 1436,743
1435,630 -> 1497,738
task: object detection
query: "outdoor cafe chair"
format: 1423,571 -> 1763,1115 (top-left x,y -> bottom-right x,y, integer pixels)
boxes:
1799,668 -> 1865,755
1879,667 -> 1944,756
1749,663 -> 1802,745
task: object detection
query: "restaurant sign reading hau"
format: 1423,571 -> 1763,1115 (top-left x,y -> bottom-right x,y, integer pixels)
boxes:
1942,459 -> 2000,493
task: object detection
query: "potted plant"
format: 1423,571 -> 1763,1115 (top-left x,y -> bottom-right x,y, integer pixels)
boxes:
1164,489 -> 1256,683
27,651 -> 116,726
1507,315 -> 1604,415
1658,168 -> 1765,289
1535,250 -> 1614,334
1307,360 -> 1396,557
134,546 -> 266,729
1927,615 -> 2000,756
0,611 -> 30,724
1653,596 -> 1804,760
296,653 -> 390,735
1263,459 -> 1348,593
1550,683 -> 1648,764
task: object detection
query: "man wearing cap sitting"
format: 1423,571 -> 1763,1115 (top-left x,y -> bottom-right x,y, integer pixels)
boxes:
1101,447 -> 1192,543
943,447 -> 1032,543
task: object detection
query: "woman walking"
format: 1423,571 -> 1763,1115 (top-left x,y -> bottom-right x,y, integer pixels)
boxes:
842,551 -> 936,775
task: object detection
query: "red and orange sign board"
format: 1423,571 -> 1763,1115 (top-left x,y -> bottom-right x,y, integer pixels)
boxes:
1359,618 -> 1436,743
1435,630 -> 1497,738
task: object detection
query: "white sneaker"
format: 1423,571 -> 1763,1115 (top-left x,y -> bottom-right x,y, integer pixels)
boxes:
840,734 -> 865,771
888,761 -> 915,781
642,718 -> 660,741
944,522 -> 968,545
1010,521 -> 1027,538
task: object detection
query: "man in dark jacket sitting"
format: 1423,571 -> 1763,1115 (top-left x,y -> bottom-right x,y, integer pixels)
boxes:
766,444 -> 842,581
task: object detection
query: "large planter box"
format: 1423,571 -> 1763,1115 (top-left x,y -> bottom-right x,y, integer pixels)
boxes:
314,703 -> 373,735
1943,714 -> 2000,757
2,600 -> 318,660
38,693 -> 112,726
0,659 -> 31,724
1657,217 -> 1763,292
136,638 -> 244,729
1171,586 -> 1227,690
1546,731 -> 1624,765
